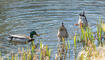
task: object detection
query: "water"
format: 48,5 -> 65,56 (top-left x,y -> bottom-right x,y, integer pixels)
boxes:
0,0 -> 105,60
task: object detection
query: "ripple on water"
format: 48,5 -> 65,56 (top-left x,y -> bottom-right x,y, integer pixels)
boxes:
0,0 -> 104,60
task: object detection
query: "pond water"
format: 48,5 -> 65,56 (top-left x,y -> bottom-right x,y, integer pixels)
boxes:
0,0 -> 105,60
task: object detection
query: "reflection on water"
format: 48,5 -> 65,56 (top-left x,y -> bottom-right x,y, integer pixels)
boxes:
0,0 -> 105,60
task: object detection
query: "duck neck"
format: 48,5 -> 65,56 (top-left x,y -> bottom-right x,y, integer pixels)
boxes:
30,34 -> 34,38
62,22 -> 64,27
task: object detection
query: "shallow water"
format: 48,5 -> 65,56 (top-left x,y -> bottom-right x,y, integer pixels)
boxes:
0,0 -> 105,60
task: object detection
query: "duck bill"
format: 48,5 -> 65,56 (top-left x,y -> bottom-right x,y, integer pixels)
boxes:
35,33 -> 40,36
74,24 -> 79,26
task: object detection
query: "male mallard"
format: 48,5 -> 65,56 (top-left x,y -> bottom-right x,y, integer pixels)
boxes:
8,31 -> 39,43
75,11 -> 88,28
57,22 -> 68,40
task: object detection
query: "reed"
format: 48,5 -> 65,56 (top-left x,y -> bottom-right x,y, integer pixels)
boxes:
74,33 -> 77,49
2,17 -> 105,60
67,40 -> 70,58
77,17 -> 105,60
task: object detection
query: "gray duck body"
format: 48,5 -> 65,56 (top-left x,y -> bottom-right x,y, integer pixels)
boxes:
57,22 -> 68,40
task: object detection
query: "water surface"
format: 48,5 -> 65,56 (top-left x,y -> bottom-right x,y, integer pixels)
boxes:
0,0 -> 105,59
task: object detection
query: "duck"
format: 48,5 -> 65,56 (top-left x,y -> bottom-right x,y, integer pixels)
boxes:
8,31 -> 39,43
57,22 -> 68,41
75,11 -> 88,28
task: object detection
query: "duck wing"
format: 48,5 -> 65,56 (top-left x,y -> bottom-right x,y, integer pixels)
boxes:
10,34 -> 31,39
57,26 -> 68,38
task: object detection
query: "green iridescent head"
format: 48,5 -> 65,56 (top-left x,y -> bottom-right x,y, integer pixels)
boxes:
30,31 -> 38,38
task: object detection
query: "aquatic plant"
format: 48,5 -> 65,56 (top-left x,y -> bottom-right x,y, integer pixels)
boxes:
1,17 -> 105,60
74,33 -> 77,49
77,17 -> 105,60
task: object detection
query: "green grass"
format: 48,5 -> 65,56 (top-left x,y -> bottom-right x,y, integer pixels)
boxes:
1,17 -> 105,60
74,33 -> 77,49
77,17 -> 105,60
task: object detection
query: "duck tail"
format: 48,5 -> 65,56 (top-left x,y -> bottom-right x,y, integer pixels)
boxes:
8,36 -> 13,41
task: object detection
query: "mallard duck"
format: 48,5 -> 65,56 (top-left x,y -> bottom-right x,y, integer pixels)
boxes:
57,22 -> 68,40
8,31 -> 39,43
75,11 -> 88,28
